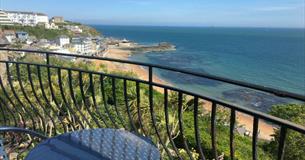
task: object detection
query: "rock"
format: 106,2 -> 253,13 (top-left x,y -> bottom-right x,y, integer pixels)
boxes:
222,88 -> 289,112
128,42 -> 176,53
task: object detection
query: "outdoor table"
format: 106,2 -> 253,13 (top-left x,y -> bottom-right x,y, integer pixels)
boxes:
25,128 -> 160,160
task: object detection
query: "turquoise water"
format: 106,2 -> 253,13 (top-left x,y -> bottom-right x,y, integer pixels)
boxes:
92,25 -> 305,112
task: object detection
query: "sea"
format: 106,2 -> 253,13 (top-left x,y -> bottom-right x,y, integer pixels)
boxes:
91,25 -> 305,112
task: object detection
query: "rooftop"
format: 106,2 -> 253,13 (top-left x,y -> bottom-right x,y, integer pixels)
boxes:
16,31 -> 28,34
4,10 -> 47,16
59,35 -> 70,39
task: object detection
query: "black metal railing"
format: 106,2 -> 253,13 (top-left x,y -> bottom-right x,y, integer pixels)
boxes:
0,48 -> 304,160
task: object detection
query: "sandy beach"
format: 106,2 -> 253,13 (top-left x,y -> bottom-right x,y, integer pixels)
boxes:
95,48 -> 169,92
95,48 -> 275,140
201,100 -> 275,140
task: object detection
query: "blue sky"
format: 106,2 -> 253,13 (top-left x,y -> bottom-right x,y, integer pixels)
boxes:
1,0 -> 304,28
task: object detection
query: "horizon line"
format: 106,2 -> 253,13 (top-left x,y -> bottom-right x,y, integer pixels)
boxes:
83,23 -> 305,29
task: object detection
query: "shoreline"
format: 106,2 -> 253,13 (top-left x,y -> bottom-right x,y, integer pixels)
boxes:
95,47 -> 274,140
96,48 -> 170,92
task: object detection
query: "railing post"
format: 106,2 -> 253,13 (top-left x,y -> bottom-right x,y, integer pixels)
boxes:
277,126 -> 287,160
252,117 -> 259,160
46,53 -> 50,65
194,97 -> 206,160
0,138 -> 9,160
0,52 -> 8,86
230,109 -> 236,160
148,66 -> 153,84
211,102 -> 218,159
148,66 -> 173,159
148,66 -> 153,114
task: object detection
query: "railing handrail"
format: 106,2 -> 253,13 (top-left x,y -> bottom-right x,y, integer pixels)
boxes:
0,126 -> 48,139
1,48 -> 304,102
0,59 -> 304,134
1,48 -> 305,160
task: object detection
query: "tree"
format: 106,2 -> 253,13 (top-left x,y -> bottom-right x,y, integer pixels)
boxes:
266,104 -> 305,160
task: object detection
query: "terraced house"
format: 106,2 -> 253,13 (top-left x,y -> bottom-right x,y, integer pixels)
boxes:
0,10 -> 14,26
5,10 -> 49,26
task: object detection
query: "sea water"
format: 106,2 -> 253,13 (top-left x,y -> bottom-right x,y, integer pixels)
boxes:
92,25 -> 305,112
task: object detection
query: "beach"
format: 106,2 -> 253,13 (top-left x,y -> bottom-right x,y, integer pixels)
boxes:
95,48 -> 169,92
96,47 -> 275,140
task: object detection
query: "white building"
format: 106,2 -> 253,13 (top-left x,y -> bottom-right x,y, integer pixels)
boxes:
48,22 -> 59,30
64,25 -> 83,33
36,14 -> 49,24
16,31 -> 29,42
72,37 -> 92,54
5,10 -> 49,26
57,35 -> 70,47
51,16 -> 64,23
119,39 -> 133,47
0,11 -> 14,25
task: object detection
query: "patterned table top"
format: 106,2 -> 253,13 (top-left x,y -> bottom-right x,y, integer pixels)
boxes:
25,128 -> 160,160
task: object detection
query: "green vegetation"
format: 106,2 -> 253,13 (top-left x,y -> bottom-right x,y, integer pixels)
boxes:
181,107 -> 272,160
80,25 -> 101,37
264,104 -> 305,160
0,22 -> 101,41
0,54 -> 304,159
56,21 -> 101,37
0,25 -> 72,40
63,20 -> 82,26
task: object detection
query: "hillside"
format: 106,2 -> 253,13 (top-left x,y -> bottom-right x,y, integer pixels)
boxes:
0,22 -> 101,40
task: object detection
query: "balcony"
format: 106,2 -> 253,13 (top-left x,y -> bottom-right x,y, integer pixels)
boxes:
0,48 -> 304,160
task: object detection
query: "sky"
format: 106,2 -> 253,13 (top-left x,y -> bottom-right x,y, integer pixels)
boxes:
1,0 -> 304,28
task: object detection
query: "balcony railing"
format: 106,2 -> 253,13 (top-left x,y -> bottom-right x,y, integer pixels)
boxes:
0,48 -> 304,160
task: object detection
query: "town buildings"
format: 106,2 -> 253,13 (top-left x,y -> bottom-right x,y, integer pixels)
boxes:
64,25 -> 82,33
6,11 -> 49,26
16,31 -> 29,42
51,16 -> 64,23
0,11 -> 14,25
72,37 -> 92,54
57,35 -> 70,47
0,10 -> 62,30
118,38 -> 133,47
0,10 -> 103,56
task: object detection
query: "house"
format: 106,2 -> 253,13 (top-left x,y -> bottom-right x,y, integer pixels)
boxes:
5,10 -> 49,27
119,38 -> 133,47
3,30 -> 16,43
51,16 -> 64,23
71,37 -> 92,54
16,31 -> 29,42
64,25 -> 83,33
57,35 -> 70,47
48,23 -> 59,30
0,11 -> 14,25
